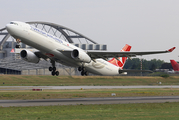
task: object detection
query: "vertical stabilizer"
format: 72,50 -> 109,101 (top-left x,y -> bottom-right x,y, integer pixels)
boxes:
170,60 -> 179,71
108,44 -> 131,69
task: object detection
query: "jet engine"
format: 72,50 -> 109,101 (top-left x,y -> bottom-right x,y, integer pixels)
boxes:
20,50 -> 40,63
71,49 -> 91,63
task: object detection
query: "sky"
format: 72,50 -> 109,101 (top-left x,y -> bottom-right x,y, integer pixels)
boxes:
0,0 -> 179,62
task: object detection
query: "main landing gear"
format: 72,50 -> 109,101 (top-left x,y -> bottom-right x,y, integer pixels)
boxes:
78,67 -> 89,76
49,60 -> 59,76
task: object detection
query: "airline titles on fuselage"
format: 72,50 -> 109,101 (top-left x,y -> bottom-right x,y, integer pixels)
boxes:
30,26 -> 63,44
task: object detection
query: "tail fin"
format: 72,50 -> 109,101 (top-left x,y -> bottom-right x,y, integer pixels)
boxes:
108,44 -> 131,69
170,60 -> 179,71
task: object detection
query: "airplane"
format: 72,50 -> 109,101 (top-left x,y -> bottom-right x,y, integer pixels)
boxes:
6,21 -> 176,76
170,60 -> 179,73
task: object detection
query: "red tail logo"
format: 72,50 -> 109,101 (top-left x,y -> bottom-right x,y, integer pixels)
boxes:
170,60 -> 179,71
108,44 -> 131,69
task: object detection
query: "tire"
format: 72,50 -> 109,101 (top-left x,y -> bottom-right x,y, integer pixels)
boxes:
78,67 -> 82,71
52,71 -> 56,76
55,71 -> 59,76
81,71 -> 85,76
85,71 -> 89,76
49,67 -> 53,71
53,67 -> 56,71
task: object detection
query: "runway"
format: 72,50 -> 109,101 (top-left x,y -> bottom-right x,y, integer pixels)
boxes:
1,86 -> 179,107
0,85 -> 178,90
0,96 -> 179,107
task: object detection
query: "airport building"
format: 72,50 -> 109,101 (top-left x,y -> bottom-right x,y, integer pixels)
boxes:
0,21 -> 107,75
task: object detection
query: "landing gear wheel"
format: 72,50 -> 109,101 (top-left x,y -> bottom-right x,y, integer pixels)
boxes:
84,71 -> 89,76
52,71 -> 56,76
81,71 -> 85,76
52,67 -> 56,71
49,67 -> 53,71
78,67 -> 82,71
55,71 -> 59,76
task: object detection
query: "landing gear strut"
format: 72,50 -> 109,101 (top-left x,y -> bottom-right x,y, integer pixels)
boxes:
16,39 -> 21,48
78,67 -> 88,76
49,60 -> 59,76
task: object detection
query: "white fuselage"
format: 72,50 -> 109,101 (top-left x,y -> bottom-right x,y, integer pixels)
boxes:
6,21 -> 120,75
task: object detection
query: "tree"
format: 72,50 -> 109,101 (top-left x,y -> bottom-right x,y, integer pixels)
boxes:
150,63 -> 156,71
124,58 -> 141,70
124,58 -> 165,70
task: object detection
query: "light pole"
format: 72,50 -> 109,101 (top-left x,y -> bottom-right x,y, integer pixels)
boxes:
141,58 -> 143,76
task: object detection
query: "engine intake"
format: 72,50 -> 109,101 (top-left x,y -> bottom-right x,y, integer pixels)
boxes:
71,49 -> 91,63
20,50 -> 40,63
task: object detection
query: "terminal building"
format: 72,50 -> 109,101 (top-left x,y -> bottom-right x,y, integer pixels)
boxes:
0,21 -> 107,75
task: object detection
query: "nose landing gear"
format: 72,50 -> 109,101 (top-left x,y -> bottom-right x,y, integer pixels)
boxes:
16,39 -> 21,48
49,60 -> 59,76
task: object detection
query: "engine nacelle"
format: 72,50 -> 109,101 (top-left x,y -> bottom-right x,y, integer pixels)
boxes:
71,49 -> 91,63
20,50 -> 40,63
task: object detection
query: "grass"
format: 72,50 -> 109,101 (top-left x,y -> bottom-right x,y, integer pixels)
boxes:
0,75 -> 179,119
1,102 -> 179,120
0,75 -> 179,86
1,75 -> 179,100
0,88 -> 179,100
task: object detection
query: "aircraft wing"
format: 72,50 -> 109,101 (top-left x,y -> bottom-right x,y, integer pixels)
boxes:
87,47 -> 176,59
34,51 -> 49,60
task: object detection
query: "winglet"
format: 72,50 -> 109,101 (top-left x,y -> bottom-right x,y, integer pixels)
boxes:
168,47 -> 176,52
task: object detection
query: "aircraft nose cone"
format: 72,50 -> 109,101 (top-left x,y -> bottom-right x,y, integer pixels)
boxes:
6,24 -> 9,30
6,24 -> 11,32
6,24 -> 14,35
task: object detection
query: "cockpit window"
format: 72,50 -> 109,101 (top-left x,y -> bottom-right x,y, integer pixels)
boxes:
10,22 -> 18,25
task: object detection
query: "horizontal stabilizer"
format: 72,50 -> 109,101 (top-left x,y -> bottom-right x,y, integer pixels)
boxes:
119,69 -> 153,74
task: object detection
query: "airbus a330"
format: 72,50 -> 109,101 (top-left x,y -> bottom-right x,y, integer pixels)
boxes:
6,21 -> 176,76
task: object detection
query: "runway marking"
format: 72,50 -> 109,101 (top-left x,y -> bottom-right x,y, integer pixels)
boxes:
1,86 -> 179,107
0,85 -> 178,90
